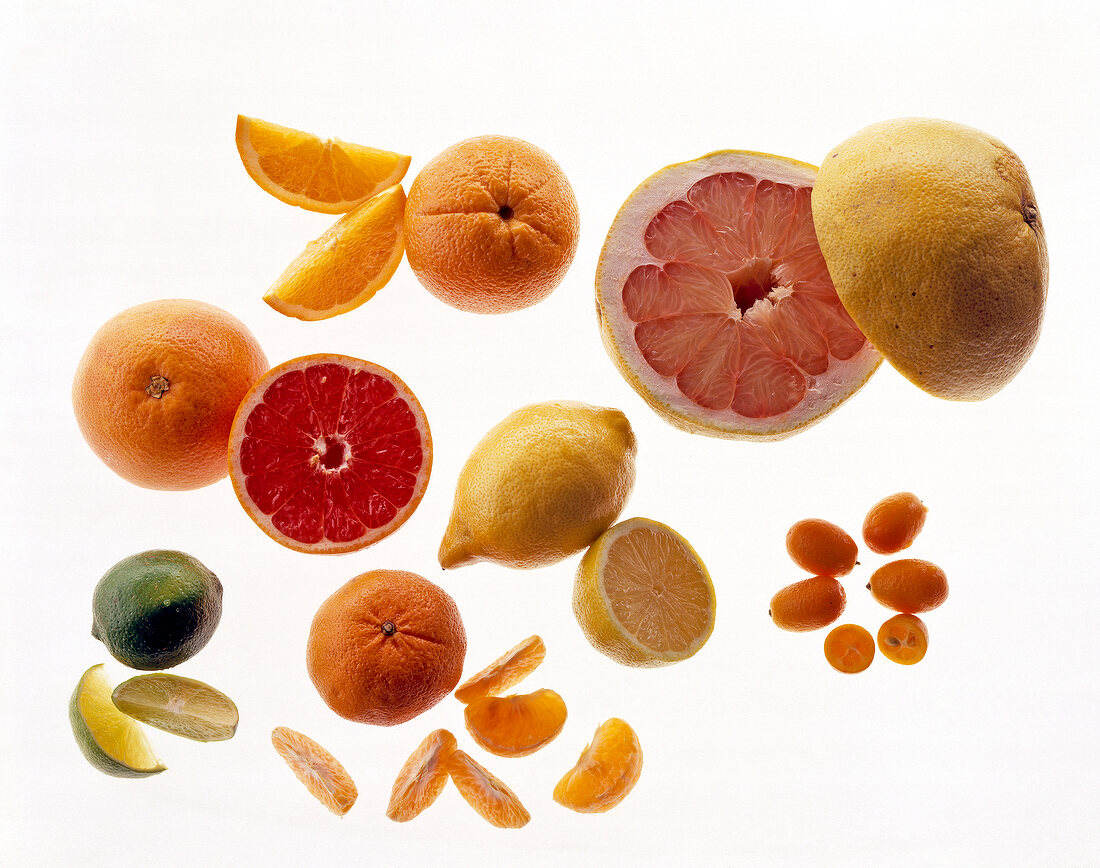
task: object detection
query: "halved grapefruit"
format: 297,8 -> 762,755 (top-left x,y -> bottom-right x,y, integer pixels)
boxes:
228,354 -> 431,554
596,151 -> 881,440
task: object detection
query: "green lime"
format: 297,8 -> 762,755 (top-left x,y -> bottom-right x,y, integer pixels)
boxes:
112,674 -> 239,742
91,549 -> 222,670
69,663 -> 165,778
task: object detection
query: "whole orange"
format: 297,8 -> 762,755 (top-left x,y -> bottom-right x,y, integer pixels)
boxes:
72,299 -> 268,491
404,135 -> 579,314
306,570 -> 467,726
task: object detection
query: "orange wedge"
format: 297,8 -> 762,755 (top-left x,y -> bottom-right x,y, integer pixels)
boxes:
271,726 -> 358,817
454,635 -> 546,703
263,184 -> 406,320
236,115 -> 410,214
464,688 -> 567,757
447,749 -> 531,829
553,718 -> 642,813
386,729 -> 457,822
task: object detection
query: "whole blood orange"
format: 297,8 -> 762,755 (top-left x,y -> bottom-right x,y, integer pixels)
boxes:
72,299 -> 269,490
228,354 -> 431,554
404,135 -> 579,314
306,570 -> 466,726
596,151 -> 881,439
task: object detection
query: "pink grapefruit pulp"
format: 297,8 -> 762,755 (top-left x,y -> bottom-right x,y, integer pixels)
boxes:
596,151 -> 881,439
228,354 -> 431,554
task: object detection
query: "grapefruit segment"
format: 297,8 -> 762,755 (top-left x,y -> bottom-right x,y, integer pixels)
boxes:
596,150 -> 881,440
229,355 -> 431,554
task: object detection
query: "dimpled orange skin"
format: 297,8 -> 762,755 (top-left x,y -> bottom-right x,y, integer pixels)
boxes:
786,519 -> 859,577
769,576 -> 847,632
877,614 -> 929,665
72,299 -> 269,490
404,135 -> 580,314
306,570 -> 466,726
863,492 -> 928,554
812,118 -> 1048,401
823,624 -> 875,674
868,559 -> 949,614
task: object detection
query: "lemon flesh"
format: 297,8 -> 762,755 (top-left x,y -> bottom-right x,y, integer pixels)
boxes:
69,664 -> 165,778
112,674 -> 238,742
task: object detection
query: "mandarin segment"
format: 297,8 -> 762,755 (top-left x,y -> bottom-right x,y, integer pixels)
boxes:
877,614 -> 929,665
785,519 -> 858,577
464,689 -> 567,758
271,726 -> 358,817
553,718 -> 642,814
447,750 -> 531,829
306,570 -> 466,726
386,729 -> 457,822
823,624 -> 875,674
769,576 -> 846,632
454,635 -> 546,703
863,492 -> 928,555
868,559 -> 949,614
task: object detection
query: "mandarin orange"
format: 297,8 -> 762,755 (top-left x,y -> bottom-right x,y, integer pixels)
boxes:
306,570 -> 466,726
404,135 -> 579,313
464,689 -> 567,758
72,299 -> 268,490
553,718 -> 642,813
386,729 -> 457,822
447,749 -> 531,829
454,635 -> 546,704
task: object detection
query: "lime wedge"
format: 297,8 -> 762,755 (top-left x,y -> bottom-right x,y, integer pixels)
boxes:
69,663 -> 165,778
112,674 -> 238,742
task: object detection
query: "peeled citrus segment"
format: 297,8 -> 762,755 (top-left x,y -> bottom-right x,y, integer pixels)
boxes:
271,726 -> 358,817
69,664 -> 165,778
229,354 -> 432,555
464,688 -> 567,758
263,185 -> 406,321
454,635 -> 546,703
574,517 -> 716,667
386,729 -> 457,822
111,674 -> 238,742
596,150 -> 881,440
447,749 -> 531,829
554,718 -> 642,814
236,115 -> 410,214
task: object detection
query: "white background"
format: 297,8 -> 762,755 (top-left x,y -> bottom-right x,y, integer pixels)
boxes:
3,1 -> 1097,865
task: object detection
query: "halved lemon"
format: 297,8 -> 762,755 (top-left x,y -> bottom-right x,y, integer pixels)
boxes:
112,674 -> 238,742
263,185 -> 406,320
69,664 -> 165,778
236,115 -> 410,214
574,517 -> 716,667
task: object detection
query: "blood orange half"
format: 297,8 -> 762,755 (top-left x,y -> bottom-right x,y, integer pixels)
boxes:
228,354 -> 431,554
596,151 -> 881,440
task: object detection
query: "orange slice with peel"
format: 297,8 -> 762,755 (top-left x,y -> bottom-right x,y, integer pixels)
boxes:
554,718 -> 642,813
464,688 -> 567,757
454,635 -> 545,703
447,749 -> 531,829
271,726 -> 358,816
236,115 -> 410,214
386,729 -> 457,822
263,185 -> 406,321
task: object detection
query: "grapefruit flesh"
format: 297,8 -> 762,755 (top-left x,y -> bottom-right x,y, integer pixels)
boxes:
229,354 -> 431,554
596,151 -> 881,439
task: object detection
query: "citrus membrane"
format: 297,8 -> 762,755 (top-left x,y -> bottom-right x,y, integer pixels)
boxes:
596,151 -> 881,439
111,674 -> 238,742
229,354 -> 431,554
69,664 -> 165,778
271,726 -> 358,816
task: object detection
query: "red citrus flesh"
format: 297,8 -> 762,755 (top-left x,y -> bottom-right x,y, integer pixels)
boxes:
597,151 -> 881,439
229,354 -> 431,554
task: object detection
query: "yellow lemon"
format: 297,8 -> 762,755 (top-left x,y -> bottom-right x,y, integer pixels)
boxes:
438,401 -> 636,570
811,117 -> 1048,400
